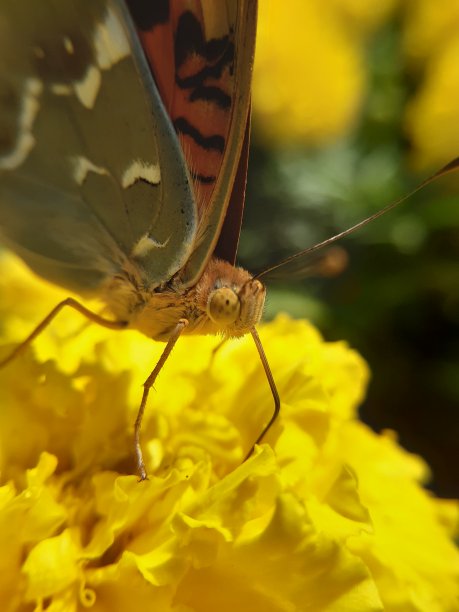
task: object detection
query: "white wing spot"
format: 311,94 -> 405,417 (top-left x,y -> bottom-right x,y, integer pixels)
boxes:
52,8 -> 128,109
95,7 -> 129,70
132,234 -> 170,258
122,160 -> 161,189
72,156 -> 109,185
0,78 -> 42,170
63,36 -> 74,54
74,65 -> 101,109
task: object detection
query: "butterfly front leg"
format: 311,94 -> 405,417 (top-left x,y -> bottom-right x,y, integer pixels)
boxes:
134,318 -> 189,481
0,297 -> 127,368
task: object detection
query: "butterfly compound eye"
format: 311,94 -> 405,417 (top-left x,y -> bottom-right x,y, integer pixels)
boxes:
207,287 -> 241,325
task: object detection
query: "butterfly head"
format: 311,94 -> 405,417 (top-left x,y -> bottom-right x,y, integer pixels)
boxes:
199,258 -> 266,337
207,286 -> 241,325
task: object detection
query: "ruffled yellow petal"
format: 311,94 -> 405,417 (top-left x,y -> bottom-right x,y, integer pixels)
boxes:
23,528 -> 81,600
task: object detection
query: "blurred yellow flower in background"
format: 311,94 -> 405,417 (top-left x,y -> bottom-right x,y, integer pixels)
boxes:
253,0 -> 459,168
403,0 -> 459,168
0,253 -> 458,611
252,0 -> 397,145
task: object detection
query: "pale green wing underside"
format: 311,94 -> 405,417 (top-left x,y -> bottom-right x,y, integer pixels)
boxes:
0,0 -> 197,293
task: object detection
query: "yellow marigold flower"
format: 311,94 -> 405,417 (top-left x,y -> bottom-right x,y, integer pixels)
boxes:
0,253 -> 458,611
403,0 -> 459,167
252,0 -> 397,145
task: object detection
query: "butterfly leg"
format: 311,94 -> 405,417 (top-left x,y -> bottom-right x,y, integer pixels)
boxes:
243,328 -> 281,461
0,297 -> 127,368
135,318 -> 189,481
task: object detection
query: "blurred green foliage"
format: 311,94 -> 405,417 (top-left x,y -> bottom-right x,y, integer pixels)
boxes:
242,22 -> 459,497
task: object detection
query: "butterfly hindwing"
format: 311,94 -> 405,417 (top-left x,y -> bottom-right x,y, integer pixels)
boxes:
128,0 -> 257,285
0,0 -> 197,293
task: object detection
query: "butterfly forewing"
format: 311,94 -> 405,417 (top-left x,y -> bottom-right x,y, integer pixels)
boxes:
0,0 -> 197,293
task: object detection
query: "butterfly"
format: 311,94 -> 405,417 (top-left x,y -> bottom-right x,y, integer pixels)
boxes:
0,0 -> 273,480
0,0 -> 457,482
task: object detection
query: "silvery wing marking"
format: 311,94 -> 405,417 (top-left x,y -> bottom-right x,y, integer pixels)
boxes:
0,0 -> 197,293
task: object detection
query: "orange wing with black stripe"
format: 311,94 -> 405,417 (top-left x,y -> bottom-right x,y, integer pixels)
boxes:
126,0 -> 257,280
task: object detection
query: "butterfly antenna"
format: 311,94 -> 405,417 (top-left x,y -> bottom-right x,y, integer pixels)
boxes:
255,157 -> 459,280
